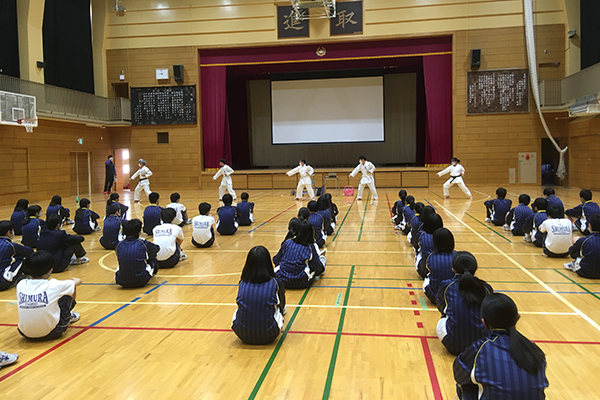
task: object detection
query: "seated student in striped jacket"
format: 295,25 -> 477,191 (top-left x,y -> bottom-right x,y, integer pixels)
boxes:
398,196 -> 416,233
0,221 -> 33,291
73,199 -> 100,235
10,199 -> 29,236
523,197 -> 548,246
454,293 -> 548,400
566,189 -> 600,235
306,202 -> 326,248
565,214 -> 600,278
237,192 -> 255,226
543,187 -> 564,214
100,204 -> 123,250
391,190 -> 408,227
21,206 -> 46,248
317,196 -> 334,236
143,192 -> 162,236
323,193 -> 338,224
416,214 -> 444,278
115,219 -> 160,288
38,214 -> 88,272
216,194 -> 239,236
423,228 -> 455,304
504,194 -> 534,236
232,246 -> 286,345
484,187 -> 512,226
106,193 -> 129,220
410,205 -> 436,251
47,195 -> 73,225
273,220 -> 325,289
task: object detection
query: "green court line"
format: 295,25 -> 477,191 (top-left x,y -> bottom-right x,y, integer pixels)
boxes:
464,212 -> 512,243
357,193 -> 371,242
322,265 -> 355,400
247,286 -> 311,400
428,189 -> 444,200
554,269 -> 600,302
332,197 -> 357,242
419,297 -> 429,311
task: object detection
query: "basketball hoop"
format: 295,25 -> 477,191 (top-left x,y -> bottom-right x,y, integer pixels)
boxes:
17,118 -> 38,133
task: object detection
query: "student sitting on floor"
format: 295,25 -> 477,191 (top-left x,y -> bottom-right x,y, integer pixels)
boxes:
47,195 -> 73,225
21,205 -> 46,248
216,194 -> 238,236
10,199 -> 29,236
523,197 -> 548,246
0,221 -> 33,291
484,187 -> 512,226
273,220 -> 325,289
454,293 -> 548,399
166,192 -> 191,227
504,194 -> 533,236
143,192 -> 162,236
398,195 -> 416,233
416,214 -> 444,278
38,214 -> 89,273
566,189 -> 600,235
153,208 -> 187,269
17,250 -> 82,340
237,192 -> 255,226
323,193 -> 338,223
307,201 -> 326,248
543,187 -> 564,214
538,205 -> 572,258
437,251 -> 493,356
232,245 -> 286,345
423,228 -> 456,304
191,203 -> 216,248
283,218 -> 301,243
565,214 -> 600,279
115,219 -> 160,288
411,205 -> 436,250
105,193 -> 129,220
100,205 -> 123,250
73,199 -> 100,235
317,196 -> 334,236
391,189 -> 408,226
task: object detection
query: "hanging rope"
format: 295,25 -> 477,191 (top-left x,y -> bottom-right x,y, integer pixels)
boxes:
523,0 -> 568,180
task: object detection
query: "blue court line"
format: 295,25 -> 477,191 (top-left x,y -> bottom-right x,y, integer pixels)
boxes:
423,199 -> 437,209
88,281 -> 168,327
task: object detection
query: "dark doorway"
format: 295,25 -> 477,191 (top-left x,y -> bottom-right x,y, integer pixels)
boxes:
541,138 -> 562,186
112,82 -> 130,98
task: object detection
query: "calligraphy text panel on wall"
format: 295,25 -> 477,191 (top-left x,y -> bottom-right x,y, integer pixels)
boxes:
330,1 -> 363,36
467,69 -> 529,115
277,5 -> 309,39
130,85 -> 197,126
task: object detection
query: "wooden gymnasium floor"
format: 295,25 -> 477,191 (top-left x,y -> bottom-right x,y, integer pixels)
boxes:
1,185 -> 600,399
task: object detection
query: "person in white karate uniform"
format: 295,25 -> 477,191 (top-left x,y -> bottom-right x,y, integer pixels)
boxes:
213,158 -> 237,201
437,157 -> 472,199
131,159 -> 153,202
349,155 -> 378,200
287,159 -> 315,200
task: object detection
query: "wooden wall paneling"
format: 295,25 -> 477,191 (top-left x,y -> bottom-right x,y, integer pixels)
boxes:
402,171 -> 429,187
272,173 -> 297,189
374,172 -> 401,188
247,174 -> 272,189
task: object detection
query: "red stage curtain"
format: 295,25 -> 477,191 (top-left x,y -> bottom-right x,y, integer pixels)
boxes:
423,54 -> 452,164
201,66 -> 231,169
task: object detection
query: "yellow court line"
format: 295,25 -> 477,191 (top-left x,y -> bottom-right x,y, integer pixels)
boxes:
435,201 -> 600,333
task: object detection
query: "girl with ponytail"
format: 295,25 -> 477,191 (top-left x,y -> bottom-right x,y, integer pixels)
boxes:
415,214 -> 444,277
391,190 -> 408,227
423,228 -> 456,304
454,293 -> 548,399
436,251 -> 493,355
399,195 -> 416,234
410,205 -> 435,250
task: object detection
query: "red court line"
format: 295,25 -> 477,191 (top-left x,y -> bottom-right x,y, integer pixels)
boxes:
421,337 -> 444,400
249,202 -> 298,232
0,328 -> 89,383
385,193 -> 393,217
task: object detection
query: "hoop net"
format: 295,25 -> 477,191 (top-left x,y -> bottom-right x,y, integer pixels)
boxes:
18,118 -> 38,133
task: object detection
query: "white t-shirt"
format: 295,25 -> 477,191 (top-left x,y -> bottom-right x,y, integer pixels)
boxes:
539,218 -> 572,254
192,215 -> 215,244
17,278 -> 75,338
153,223 -> 184,260
166,203 -> 187,226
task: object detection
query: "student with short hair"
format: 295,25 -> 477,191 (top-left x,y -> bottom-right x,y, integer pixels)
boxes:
10,199 -> 29,236
416,214 -> 444,278
349,155 -> 378,200
398,195 -> 416,233
307,200 -> 326,248
565,214 -> 600,278
523,197 -> 548,246
566,189 -> 600,235
317,196 -> 334,236
287,159 -> 315,200
38,214 -> 88,272
73,199 -> 100,235
538,205 -> 572,258
105,193 -> 128,220
437,157 -> 472,199
143,192 -> 162,236
232,246 -> 286,345
17,250 -> 82,340
104,155 -> 117,195
216,194 -> 238,235
504,194 -> 534,236
391,190 -> 408,226
213,158 -> 237,201
166,192 -> 190,227
115,219 -> 160,288
192,203 -> 216,248
100,204 -> 123,250
273,220 -> 325,289
484,187 -> 512,226
153,208 -> 186,269
131,159 -> 153,203
21,205 -> 46,248
47,195 -> 72,225
437,252 -> 493,355
237,192 -> 255,226
543,187 -> 564,214
454,293 -> 548,399
0,221 -> 33,291
423,228 -> 456,304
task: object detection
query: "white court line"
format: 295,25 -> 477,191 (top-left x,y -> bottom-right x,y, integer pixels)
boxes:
435,200 -> 600,333
472,189 -> 491,200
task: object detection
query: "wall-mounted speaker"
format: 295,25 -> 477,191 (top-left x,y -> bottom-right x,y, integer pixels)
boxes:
470,49 -> 481,69
173,65 -> 184,83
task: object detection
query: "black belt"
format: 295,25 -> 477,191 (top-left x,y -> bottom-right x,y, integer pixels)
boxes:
140,178 -> 148,181
450,176 -> 460,182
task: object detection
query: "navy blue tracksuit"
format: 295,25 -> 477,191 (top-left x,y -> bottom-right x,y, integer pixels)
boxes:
566,201 -> 600,235
217,205 -> 238,235
237,200 -> 254,226
115,238 -> 160,288
0,237 -> 33,291
568,232 -> 600,279
423,250 -> 455,304
273,239 -> 325,289
73,209 -> 100,235
143,205 -> 162,236
37,229 -> 86,273
10,211 -> 28,235
484,198 -> 512,226
506,204 -> 534,236
100,215 -> 122,250
22,217 -> 46,248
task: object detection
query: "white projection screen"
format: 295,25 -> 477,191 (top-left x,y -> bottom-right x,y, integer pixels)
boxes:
271,76 -> 384,144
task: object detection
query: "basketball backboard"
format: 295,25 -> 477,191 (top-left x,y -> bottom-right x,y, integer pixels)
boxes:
0,90 -> 37,132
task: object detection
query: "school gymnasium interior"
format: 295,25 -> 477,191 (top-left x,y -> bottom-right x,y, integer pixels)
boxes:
1,0 -> 600,399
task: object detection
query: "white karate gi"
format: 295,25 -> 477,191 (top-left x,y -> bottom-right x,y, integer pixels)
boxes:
131,166 -> 153,201
213,164 -> 236,200
287,164 -> 315,199
437,164 -> 472,198
350,161 -> 378,200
